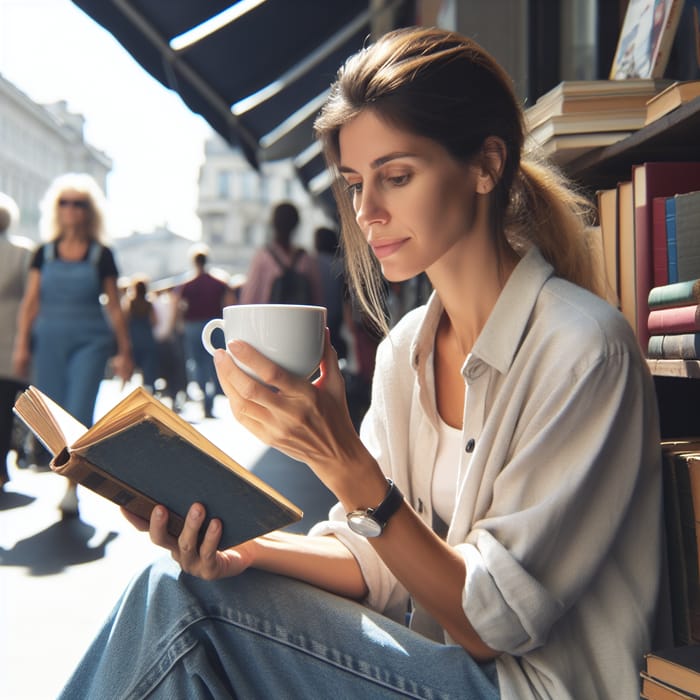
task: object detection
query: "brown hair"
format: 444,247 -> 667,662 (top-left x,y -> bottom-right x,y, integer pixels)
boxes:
314,26 -> 599,333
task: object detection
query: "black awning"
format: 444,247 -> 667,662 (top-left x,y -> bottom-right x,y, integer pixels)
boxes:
71,0 -> 401,188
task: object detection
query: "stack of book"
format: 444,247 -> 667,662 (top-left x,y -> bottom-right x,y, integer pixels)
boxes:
596,162 -> 700,353
642,646 -> 700,699
524,79 -> 669,165
648,279 -> 700,360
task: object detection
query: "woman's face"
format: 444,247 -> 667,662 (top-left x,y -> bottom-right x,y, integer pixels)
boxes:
338,109 -> 483,282
56,189 -> 90,228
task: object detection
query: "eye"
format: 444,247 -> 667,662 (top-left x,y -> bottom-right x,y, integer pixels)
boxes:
344,181 -> 362,196
386,173 -> 411,187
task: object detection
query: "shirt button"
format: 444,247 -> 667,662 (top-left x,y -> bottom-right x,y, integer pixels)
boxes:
465,438 -> 475,453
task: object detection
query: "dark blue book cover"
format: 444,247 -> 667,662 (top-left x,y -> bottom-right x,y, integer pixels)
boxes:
77,418 -> 302,549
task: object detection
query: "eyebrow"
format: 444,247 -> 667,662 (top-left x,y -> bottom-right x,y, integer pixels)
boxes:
338,151 -> 419,174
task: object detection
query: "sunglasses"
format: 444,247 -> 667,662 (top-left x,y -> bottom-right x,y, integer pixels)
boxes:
58,198 -> 89,209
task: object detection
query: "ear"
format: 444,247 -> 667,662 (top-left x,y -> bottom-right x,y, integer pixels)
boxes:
475,137 -> 506,195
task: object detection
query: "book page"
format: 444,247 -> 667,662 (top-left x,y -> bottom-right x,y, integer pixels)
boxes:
13,386 -> 87,456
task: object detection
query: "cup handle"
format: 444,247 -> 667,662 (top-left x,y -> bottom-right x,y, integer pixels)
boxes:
201,319 -> 225,357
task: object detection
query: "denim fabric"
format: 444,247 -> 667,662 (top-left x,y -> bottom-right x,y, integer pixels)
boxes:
33,243 -> 114,427
59,558 -> 499,699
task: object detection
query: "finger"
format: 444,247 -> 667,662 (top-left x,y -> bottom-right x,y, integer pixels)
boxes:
149,505 -> 179,549
227,340 -> 303,395
198,518 -> 223,574
177,503 -> 207,566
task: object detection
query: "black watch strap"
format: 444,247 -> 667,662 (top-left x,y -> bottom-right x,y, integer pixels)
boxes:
371,479 -> 404,528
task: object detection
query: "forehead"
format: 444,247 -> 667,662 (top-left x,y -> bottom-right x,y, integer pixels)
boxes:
338,110 -> 434,169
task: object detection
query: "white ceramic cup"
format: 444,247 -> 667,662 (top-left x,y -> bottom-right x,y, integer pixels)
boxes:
201,304 -> 327,380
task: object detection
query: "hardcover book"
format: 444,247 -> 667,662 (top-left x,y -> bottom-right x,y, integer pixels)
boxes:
648,305 -> 700,335
13,386 -> 303,549
646,646 -> 700,696
649,280 -> 700,309
646,81 -> 700,125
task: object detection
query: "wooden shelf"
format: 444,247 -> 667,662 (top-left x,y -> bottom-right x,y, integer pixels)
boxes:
565,96 -> 700,191
648,359 -> 700,378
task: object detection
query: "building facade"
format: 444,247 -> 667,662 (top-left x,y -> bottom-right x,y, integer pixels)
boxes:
0,74 -> 111,242
197,133 -> 332,278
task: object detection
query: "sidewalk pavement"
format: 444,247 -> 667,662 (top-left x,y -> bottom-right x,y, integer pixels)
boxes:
0,379 -> 335,699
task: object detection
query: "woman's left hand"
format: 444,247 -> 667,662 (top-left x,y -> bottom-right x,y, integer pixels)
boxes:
213,330 -> 368,494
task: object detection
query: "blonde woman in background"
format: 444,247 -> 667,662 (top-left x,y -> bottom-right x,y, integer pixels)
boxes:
13,173 -> 133,516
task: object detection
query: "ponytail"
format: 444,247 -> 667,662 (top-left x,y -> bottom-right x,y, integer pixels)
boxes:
507,158 -> 604,298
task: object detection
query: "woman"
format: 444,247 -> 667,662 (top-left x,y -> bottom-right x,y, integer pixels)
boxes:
239,201 -> 323,306
58,28 -> 661,699
13,173 -> 133,516
124,277 -> 158,393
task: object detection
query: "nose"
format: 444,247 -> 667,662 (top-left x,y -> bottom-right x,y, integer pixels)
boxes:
355,186 -> 388,231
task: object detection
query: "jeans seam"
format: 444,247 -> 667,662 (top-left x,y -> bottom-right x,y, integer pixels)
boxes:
127,608 -> 450,700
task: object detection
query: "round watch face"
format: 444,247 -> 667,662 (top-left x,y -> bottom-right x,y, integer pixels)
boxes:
347,512 -> 383,538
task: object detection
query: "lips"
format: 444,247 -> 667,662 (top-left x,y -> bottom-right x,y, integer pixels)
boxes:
370,238 -> 409,260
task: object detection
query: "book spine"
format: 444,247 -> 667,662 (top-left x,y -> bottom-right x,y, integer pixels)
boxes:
676,191 -> 700,283
653,196 -> 669,287
51,448 -> 185,539
667,197 -> 678,284
648,305 -> 700,334
649,279 -> 700,309
674,452 -> 700,644
648,333 -> 700,359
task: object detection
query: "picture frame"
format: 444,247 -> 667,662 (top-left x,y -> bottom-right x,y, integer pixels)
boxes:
610,0 -> 685,79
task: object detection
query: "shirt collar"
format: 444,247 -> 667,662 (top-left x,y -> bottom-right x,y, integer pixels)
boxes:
409,247 -> 554,377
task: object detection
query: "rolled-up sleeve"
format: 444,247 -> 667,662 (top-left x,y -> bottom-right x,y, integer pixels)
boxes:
452,340 -> 660,654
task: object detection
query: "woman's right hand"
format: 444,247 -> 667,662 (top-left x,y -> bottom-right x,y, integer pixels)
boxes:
121,503 -> 257,580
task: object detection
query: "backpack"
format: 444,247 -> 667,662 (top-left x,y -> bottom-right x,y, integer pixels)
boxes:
267,246 -> 313,305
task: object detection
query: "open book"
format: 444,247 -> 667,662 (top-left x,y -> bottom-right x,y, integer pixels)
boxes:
13,386 -> 303,549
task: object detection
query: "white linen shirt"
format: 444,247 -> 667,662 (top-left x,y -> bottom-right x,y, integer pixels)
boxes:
310,247 -> 662,700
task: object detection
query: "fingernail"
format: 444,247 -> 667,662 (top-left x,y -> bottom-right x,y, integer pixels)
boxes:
154,507 -> 165,520
229,340 -> 243,354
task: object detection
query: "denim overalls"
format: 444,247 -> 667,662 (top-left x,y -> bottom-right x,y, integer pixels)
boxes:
32,242 -> 115,427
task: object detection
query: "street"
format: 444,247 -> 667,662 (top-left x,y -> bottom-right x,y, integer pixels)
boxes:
0,379 -> 335,699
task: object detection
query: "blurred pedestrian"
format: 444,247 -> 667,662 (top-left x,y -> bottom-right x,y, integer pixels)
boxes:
175,247 -> 234,418
313,226 -> 347,359
240,201 -> 322,305
123,277 -> 158,393
0,193 -> 32,490
152,288 -> 188,412
13,173 -> 133,517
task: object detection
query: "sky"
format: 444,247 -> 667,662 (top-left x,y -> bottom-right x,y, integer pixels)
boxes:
0,0 -> 214,239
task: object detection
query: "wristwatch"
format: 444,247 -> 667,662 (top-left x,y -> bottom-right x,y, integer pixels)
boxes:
346,479 -> 404,538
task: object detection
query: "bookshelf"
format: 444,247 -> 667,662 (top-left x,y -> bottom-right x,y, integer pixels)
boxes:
567,96 -> 700,191
563,98 -> 700,440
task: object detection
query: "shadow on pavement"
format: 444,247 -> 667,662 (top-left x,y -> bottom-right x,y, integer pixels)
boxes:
249,448 -> 336,533
0,518 -> 119,576
0,490 -> 36,511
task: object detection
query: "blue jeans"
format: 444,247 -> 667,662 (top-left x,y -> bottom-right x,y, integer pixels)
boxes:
58,558 -> 499,699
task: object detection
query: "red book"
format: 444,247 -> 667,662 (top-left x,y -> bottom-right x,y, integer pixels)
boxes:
632,162 -> 700,351
648,304 -> 700,334
653,196 -> 670,288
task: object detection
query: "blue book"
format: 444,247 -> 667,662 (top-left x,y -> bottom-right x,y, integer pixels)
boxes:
667,196 -> 678,284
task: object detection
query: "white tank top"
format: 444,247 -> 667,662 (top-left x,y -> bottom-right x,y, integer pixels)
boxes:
432,414 -> 463,523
